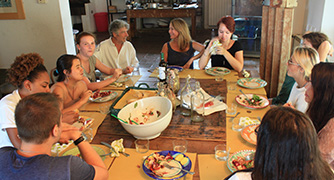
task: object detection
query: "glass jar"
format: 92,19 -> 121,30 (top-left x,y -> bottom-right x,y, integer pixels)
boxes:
180,75 -> 192,116
191,81 -> 204,122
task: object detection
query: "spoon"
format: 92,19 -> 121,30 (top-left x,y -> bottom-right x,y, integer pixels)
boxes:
111,114 -> 138,125
229,112 -> 240,122
239,89 -> 252,104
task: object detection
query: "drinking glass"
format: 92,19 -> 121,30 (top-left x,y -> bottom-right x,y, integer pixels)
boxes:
215,144 -> 230,161
173,139 -> 188,153
135,139 -> 149,153
99,105 -> 110,114
82,127 -> 93,142
226,102 -> 237,115
227,81 -> 237,91
131,66 -> 140,76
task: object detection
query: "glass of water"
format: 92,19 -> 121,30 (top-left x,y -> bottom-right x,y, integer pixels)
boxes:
173,139 -> 188,154
215,144 -> 230,161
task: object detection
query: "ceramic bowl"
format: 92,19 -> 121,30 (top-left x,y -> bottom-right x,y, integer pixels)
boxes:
117,96 -> 172,139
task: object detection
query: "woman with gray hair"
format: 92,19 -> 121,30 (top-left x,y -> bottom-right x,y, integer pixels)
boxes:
94,19 -> 139,74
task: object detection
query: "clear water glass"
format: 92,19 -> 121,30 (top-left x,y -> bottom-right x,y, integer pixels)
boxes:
215,144 -> 230,161
173,139 -> 188,154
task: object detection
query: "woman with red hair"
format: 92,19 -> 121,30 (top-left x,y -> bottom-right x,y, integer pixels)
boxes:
199,16 -> 244,72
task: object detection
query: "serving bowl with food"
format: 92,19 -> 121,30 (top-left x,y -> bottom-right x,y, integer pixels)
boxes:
117,96 -> 172,139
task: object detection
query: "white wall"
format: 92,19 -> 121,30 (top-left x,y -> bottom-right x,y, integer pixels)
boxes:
321,0 -> 334,42
306,0 -> 324,32
292,0 -> 307,35
0,0 -> 75,72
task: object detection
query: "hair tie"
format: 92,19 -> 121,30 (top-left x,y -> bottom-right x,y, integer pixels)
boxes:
55,69 -> 59,74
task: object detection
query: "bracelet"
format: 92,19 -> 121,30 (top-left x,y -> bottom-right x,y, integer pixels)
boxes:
74,136 -> 85,146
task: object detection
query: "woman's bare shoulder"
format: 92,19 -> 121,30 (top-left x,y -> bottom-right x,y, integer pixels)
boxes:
51,82 -> 65,92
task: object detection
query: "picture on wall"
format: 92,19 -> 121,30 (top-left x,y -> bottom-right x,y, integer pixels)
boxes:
0,0 -> 25,19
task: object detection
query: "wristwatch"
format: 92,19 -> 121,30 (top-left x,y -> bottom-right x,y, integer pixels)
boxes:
74,136 -> 85,146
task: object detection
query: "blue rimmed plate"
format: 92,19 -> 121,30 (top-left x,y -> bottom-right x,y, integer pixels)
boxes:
167,65 -> 183,72
205,67 -> 231,76
142,150 -> 192,180
237,78 -> 267,89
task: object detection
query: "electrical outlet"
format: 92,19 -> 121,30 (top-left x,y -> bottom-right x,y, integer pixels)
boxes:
37,0 -> 47,4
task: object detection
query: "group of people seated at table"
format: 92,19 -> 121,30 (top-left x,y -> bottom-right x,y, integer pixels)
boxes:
0,15 -> 334,179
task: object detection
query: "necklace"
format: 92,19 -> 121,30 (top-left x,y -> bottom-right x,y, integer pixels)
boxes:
64,83 -> 74,100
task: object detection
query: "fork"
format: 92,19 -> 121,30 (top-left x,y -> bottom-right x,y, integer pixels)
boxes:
163,163 -> 195,175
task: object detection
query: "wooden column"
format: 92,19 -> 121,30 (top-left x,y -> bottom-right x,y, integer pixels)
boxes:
260,0 -> 297,98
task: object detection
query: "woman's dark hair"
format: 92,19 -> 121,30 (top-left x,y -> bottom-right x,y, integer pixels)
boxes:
252,106 -> 334,180
8,53 -> 47,88
55,54 -> 78,82
306,62 -> 334,132
302,32 -> 331,50
217,16 -> 235,33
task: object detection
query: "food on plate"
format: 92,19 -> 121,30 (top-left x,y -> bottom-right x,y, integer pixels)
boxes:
144,152 -> 184,177
232,156 -> 254,170
173,153 -> 189,166
242,70 -> 250,78
91,90 -> 112,100
77,116 -> 94,129
204,101 -> 214,108
210,40 -> 222,54
127,105 -> 162,125
239,117 -> 260,126
125,91 -> 158,104
239,94 -> 263,106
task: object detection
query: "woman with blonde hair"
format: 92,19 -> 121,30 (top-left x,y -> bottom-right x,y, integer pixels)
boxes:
161,18 -> 204,69
284,46 -> 319,112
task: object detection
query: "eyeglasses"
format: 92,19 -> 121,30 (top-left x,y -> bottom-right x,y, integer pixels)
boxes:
254,125 -> 259,135
288,59 -> 300,67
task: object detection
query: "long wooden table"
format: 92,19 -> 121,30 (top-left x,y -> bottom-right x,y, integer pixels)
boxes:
126,8 -> 197,40
69,69 -> 269,180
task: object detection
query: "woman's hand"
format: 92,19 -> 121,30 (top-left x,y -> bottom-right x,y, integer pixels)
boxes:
81,90 -> 93,102
283,102 -> 295,109
214,45 -> 228,56
183,58 -> 194,69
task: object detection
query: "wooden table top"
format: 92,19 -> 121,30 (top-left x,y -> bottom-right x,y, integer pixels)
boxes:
83,69 -> 268,180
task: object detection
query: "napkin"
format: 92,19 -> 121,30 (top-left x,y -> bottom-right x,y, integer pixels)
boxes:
239,117 -> 260,126
110,138 -> 125,157
179,88 -> 227,116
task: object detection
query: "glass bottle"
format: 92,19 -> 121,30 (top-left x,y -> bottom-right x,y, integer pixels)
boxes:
157,82 -> 167,98
167,69 -> 180,94
159,52 -> 167,82
166,85 -> 177,112
180,75 -> 192,116
191,81 -> 204,122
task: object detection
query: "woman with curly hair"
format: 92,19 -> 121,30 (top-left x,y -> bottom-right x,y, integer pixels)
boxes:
161,18 -> 204,69
51,54 -> 92,112
305,62 -> 334,168
0,53 -> 50,149
76,32 -> 122,91
225,107 -> 334,180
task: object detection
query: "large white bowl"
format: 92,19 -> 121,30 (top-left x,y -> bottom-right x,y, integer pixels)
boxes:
117,96 -> 172,139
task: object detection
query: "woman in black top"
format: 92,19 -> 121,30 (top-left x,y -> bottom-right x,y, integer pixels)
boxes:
199,16 -> 244,72
161,18 -> 204,69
